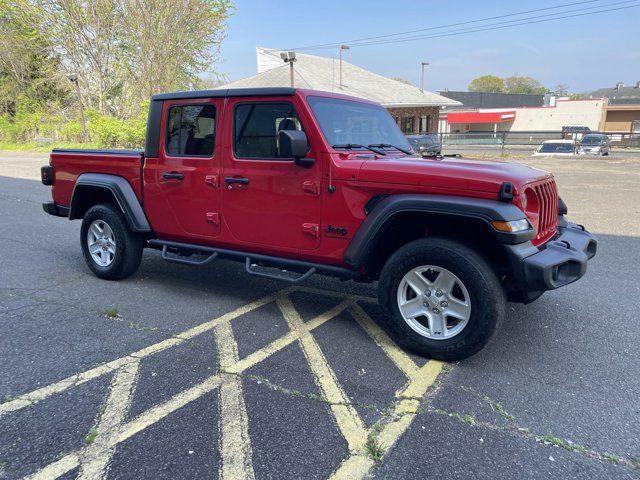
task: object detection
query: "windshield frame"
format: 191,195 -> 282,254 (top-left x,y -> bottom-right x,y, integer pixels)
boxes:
306,95 -> 412,153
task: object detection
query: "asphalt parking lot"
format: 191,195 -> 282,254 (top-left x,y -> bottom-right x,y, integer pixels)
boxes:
1,151 -> 639,479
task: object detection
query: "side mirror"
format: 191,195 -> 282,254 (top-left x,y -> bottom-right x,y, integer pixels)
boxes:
278,130 -> 314,168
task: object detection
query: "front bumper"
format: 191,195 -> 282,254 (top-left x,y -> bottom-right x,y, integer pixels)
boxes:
506,217 -> 597,296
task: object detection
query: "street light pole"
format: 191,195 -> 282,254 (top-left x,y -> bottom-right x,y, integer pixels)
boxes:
421,61 -> 429,92
67,73 -> 88,142
339,45 -> 349,89
280,51 -> 297,87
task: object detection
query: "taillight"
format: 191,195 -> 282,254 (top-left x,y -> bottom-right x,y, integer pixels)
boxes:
41,165 -> 53,186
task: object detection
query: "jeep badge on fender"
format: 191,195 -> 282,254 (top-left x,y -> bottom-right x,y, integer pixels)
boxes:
325,225 -> 348,237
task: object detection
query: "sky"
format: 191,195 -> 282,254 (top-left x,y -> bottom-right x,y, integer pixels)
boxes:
217,0 -> 639,93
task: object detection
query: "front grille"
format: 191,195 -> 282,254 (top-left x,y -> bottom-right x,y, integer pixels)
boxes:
533,179 -> 558,244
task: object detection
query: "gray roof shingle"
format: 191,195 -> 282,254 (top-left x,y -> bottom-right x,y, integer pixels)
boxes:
218,51 -> 460,107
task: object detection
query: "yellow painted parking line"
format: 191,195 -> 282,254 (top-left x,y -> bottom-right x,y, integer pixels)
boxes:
215,320 -> 256,480
0,289 -> 290,418
77,357 -> 140,480
348,303 -> 420,379
19,287 -> 447,480
329,309 -> 445,480
278,296 -> 368,453
26,453 -> 81,480
225,300 -> 353,375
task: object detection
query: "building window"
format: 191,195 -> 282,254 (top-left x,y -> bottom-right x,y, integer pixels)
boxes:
402,116 -> 415,133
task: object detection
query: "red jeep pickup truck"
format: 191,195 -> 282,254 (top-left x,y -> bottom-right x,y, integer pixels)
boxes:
41,87 -> 597,360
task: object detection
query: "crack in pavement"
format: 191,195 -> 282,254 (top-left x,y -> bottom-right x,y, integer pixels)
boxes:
426,384 -> 639,473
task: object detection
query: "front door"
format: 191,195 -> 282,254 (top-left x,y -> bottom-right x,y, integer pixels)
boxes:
221,98 -> 321,251
145,98 -> 222,241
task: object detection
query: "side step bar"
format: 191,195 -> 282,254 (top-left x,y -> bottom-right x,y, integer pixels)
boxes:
147,239 -> 362,282
161,245 -> 218,266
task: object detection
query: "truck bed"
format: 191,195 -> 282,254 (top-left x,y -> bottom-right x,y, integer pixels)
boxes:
49,149 -> 144,209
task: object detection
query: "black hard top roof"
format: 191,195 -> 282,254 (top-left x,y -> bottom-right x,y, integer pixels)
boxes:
151,87 -> 296,101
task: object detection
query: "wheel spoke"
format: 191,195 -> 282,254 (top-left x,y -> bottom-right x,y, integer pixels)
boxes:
89,244 -> 102,255
428,314 -> 447,338
433,269 -> 457,294
445,298 -> 470,320
399,297 -> 425,319
406,271 -> 431,295
90,223 -> 103,238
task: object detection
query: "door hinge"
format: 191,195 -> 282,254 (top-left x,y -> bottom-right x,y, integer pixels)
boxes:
302,223 -> 320,238
205,175 -> 219,188
302,180 -> 320,195
206,212 -> 220,225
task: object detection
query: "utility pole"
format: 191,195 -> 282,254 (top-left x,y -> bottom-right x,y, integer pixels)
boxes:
339,45 -> 349,88
421,61 -> 429,93
67,73 -> 88,142
280,51 -> 297,87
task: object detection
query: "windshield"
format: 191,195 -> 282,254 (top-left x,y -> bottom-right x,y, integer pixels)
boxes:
539,142 -> 574,153
307,96 -> 412,151
581,136 -> 605,145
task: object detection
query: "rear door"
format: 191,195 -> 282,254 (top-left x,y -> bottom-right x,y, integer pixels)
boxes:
145,97 -> 223,240
221,98 -> 322,251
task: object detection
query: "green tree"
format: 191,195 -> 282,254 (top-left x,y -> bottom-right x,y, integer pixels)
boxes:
504,75 -> 547,95
468,75 -> 504,93
0,0 -> 66,115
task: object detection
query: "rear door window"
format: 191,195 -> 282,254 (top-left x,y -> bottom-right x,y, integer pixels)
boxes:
166,104 -> 216,157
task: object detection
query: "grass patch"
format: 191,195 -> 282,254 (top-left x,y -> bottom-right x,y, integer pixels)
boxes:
103,307 -> 120,319
630,456 -> 640,470
492,401 -> 516,423
538,435 -> 588,454
85,427 -> 98,445
127,321 -> 156,332
602,453 -> 619,464
365,423 -> 385,462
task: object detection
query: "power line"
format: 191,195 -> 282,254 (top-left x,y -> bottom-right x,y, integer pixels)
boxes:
340,2 -> 639,48
286,0 -> 635,51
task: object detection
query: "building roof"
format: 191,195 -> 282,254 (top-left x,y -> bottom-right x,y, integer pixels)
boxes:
438,91 -> 544,109
589,83 -> 640,105
217,48 -> 460,108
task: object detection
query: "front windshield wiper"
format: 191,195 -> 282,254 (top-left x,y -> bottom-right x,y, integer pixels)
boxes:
332,143 -> 386,156
368,143 -> 413,155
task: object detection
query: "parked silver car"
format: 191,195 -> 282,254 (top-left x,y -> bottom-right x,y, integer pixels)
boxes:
406,133 -> 442,156
579,134 -> 611,156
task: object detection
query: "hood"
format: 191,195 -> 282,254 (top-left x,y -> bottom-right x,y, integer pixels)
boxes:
356,154 -> 551,194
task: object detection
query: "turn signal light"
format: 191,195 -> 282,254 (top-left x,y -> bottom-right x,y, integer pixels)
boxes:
491,219 -> 531,233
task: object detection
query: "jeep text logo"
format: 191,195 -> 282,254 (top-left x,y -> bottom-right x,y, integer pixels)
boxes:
324,225 -> 348,237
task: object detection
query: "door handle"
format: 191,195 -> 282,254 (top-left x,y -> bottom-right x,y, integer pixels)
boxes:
162,172 -> 184,180
225,177 -> 250,185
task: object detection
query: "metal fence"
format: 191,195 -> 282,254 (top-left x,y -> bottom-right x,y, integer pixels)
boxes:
439,131 -> 640,147
435,131 -> 640,156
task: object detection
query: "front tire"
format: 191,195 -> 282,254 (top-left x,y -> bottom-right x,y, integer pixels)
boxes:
378,237 -> 505,361
81,204 -> 143,280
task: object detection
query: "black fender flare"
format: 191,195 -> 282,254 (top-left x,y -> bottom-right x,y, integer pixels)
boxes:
343,194 -> 533,268
69,173 -> 152,233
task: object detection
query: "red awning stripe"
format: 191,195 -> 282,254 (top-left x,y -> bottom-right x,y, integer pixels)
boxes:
447,111 -> 516,124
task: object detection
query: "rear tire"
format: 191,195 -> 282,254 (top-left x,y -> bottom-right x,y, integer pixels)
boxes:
378,237 -> 505,361
81,204 -> 143,280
